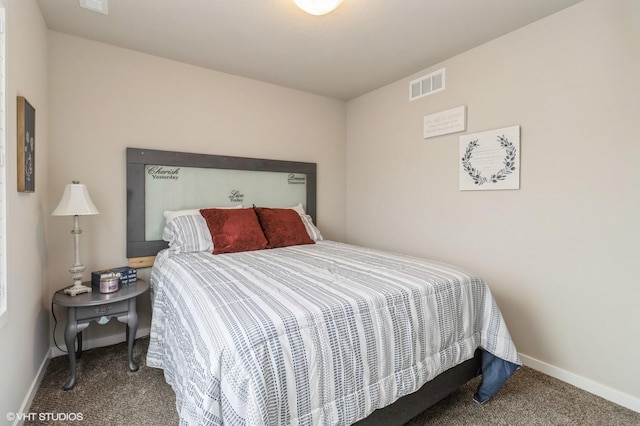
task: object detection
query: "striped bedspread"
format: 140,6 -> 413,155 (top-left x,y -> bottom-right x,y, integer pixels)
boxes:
147,241 -> 520,425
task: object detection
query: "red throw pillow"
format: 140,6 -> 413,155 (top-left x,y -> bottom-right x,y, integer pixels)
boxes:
254,207 -> 314,249
200,208 -> 268,254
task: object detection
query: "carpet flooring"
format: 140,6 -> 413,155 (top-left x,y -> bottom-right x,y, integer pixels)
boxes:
26,337 -> 640,425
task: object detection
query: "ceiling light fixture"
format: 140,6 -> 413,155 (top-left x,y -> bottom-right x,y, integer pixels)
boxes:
294,0 -> 343,16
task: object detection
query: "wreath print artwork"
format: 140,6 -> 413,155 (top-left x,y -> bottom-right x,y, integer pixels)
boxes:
459,125 -> 520,191
461,135 -> 517,185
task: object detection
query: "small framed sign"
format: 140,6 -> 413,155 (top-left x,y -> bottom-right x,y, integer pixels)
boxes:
17,96 -> 35,193
424,106 -> 466,139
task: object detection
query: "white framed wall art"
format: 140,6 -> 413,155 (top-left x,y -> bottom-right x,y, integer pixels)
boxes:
459,125 -> 520,191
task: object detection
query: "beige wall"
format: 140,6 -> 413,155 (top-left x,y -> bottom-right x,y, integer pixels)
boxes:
0,0 -> 50,419
346,0 -> 640,409
46,32 -> 347,346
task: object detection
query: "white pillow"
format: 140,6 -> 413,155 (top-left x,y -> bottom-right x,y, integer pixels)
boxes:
284,204 -> 323,241
300,214 -> 323,241
162,205 -> 242,253
163,205 -> 242,223
290,203 -> 306,216
162,215 -> 213,253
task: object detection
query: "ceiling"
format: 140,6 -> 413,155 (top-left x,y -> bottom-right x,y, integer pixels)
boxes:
35,0 -> 582,100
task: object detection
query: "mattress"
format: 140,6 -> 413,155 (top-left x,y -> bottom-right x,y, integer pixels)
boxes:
147,240 -> 520,425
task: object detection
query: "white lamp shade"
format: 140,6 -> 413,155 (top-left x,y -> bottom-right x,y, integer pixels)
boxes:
52,182 -> 100,216
294,0 -> 343,15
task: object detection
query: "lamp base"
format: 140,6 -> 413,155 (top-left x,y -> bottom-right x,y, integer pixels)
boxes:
64,283 -> 92,296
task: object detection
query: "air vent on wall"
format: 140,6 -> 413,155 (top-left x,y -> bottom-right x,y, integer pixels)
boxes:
79,0 -> 109,15
409,68 -> 445,101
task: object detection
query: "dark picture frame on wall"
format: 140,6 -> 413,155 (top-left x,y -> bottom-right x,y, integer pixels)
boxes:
17,96 -> 35,193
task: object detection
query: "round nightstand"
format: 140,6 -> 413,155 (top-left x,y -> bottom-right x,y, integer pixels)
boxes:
52,279 -> 149,390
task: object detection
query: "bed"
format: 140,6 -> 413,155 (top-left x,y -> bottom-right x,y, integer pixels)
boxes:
126,148 -> 520,425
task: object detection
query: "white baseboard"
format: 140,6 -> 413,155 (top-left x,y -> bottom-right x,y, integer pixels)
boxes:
520,353 -> 640,413
13,351 -> 50,426
50,326 -> 150,358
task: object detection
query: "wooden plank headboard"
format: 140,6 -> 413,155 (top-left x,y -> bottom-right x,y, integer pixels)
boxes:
126,148 -> 317,267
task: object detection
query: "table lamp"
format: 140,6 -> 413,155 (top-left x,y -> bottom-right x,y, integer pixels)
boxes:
52,181 -> 100,296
